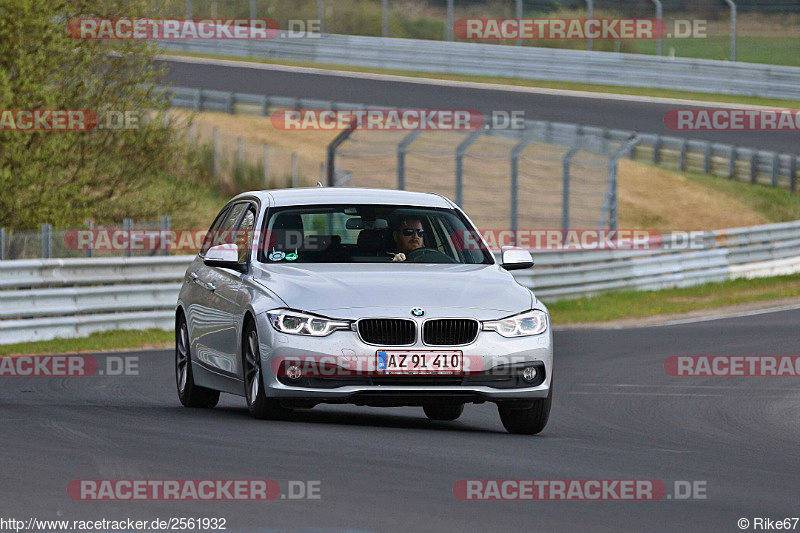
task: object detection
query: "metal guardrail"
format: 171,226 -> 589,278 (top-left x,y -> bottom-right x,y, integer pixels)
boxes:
2,220 -> 800,344
159,33 -> 800,101
167,86 -> 799,193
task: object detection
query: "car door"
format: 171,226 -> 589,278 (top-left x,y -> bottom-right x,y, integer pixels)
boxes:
191,202 -> 248,376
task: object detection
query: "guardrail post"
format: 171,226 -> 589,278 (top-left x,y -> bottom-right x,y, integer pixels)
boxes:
291,153 -> 298,187
397,130 -> 422,190
193,88 -> 201,111
41,223 -> 52,259
790,156 -> 797,193
652,134 -> 661,164
724,0 -> 737,61
510,130 -> 538,242
703,142 -> 711,174
161,216 -> 170,256
226,92 -> 234,114
728,146 -> 737,178
0,227 -> 5,260
84,220 -> 94,258
750,152 -> 758,184
562,143 -> 582,230
260,96 -> 269,116
771,153 -> 779,187
455,129 -> 484,207
263,145 -> 270,187
123,218 -> 132,258
601,135 -> 638,231
679,138 -> 688,171
212,127 -> 219,178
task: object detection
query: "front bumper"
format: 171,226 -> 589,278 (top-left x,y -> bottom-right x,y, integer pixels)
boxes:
254,312 -> 553,407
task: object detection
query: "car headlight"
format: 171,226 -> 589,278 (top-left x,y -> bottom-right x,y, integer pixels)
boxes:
267,309 -> 351,337
482,310 -> 548,337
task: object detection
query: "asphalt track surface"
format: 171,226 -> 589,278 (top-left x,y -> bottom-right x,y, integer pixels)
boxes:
160,58 -> 800,155
2,309 -> 798,532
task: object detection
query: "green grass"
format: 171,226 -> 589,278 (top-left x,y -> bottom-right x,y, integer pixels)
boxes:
164,51 -> 800,109
0,328 -> 173,356
636,36 -> 800,67
548,273 -> 800,324
681,170 -> 800,223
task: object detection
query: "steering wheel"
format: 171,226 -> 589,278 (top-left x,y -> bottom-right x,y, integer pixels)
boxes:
404,247 -> 456,263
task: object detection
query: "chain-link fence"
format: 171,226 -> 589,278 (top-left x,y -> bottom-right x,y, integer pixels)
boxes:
333,123 -> 636,232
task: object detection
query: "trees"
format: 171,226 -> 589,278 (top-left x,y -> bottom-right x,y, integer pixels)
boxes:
0,0 -> 194,229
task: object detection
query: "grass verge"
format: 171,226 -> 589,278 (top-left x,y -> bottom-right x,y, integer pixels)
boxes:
547,273 -> 800,324
0,328 -> 174,356
163,51 -> 800,110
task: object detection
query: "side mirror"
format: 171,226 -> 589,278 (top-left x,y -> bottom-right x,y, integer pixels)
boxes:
204,244 -> 246,272
500,246 -> 533,271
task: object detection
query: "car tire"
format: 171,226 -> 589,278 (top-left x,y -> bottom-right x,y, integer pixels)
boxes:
176,313 -> 220,409
498,383 -> 552,435
423,404 -> 464,421
243,320 -> 292,420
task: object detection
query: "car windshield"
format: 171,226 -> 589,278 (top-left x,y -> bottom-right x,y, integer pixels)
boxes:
257,204 -> 492,265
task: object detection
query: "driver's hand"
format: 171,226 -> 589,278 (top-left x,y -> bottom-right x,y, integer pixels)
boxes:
392,253 -> 406,262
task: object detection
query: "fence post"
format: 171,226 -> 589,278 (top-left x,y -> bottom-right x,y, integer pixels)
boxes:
750,152 -> 758,183
510,131 -> 538,243
226,92 -> 234,114
193,88 -> 201,111
382,0 -> 389,37
724,0 -> 737,61
397,130 -> 422,190
0,227 -> 5,260
455,129 -> 484,207
679,138 -> 688,171
84,220 -> 94,258
446,0 -> 454,41
262,145 -> 270,187
291,153 -> 298,187
703,142 -> 711,174
585,0 -> 593,51
250,0 -> 256,19
515,0 -> 523,46
41,223 -> 52,259
123,218 -> 132,258
326,119 -> 360,186
562,143 -> 582,231
728,146 -> 737,178
161,216 -> 171,256
771,153 -> 779,187
601,135 -> 639,231
260,96 -> 269,116
652,134 -> 661,164
212,127 -> 219,178
651,0 -> 663,56
186,0 -> 192,18
318,0 -> 325,34
791,156 -> 797,193
237,137 -> 244,169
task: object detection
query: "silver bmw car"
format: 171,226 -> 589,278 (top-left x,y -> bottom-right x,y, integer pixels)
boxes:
175,187 -> 553,434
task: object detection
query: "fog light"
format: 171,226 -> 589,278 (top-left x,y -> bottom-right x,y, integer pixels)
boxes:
522,366 -> 538,383
286,365 -> 302,380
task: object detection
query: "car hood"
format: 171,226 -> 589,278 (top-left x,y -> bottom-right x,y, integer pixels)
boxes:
252,263 -> 533,319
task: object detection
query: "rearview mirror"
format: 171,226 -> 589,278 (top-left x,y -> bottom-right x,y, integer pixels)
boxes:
204,244 -> 246,272
500,246 -> 533,271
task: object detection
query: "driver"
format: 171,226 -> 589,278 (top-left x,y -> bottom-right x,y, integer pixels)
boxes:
391,217 -> 425,262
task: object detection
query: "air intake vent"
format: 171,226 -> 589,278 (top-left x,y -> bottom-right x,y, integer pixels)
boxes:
423,319 -> 479,345
357,319 -> 415,345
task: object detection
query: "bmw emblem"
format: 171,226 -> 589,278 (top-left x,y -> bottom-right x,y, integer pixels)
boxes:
411,308 -> 424,317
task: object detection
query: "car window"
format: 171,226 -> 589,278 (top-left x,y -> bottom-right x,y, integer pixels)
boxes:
235,206 -> 257,263
199,205 -> 231,255
259,204 -> 493,265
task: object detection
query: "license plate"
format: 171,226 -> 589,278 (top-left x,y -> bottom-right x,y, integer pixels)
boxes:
376,350 -> 463,374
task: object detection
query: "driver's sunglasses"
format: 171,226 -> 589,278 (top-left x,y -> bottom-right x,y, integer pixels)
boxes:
401,228 -> 425,237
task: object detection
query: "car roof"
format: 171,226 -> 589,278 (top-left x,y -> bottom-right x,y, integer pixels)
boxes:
234,187 -> 456,209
